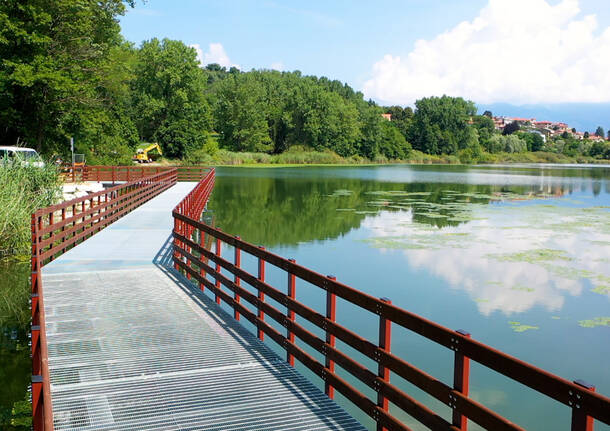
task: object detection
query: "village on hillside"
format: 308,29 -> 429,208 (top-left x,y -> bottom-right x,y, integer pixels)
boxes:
490,115 -> 608,142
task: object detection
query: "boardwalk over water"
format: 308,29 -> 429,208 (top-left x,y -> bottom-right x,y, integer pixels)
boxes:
41,183 -> 365,431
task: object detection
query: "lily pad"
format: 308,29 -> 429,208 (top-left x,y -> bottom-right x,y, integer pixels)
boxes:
488,249 -> 573,263
509,321 -> 539,332
578,317 -> 610,328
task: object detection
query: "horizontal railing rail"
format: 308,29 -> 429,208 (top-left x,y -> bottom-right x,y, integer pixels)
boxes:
31,168 -> 180,431
60,164 -> 209,183
172,172 -> 610,431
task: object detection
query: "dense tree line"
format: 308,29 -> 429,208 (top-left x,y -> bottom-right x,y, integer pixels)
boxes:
1,1 -> 607,164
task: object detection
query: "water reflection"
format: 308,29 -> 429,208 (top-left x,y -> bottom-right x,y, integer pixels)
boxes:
361,204 -> 609,316
0,263 -> 31,429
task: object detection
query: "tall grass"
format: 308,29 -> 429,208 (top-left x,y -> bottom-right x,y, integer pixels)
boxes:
0,164 -> 61,259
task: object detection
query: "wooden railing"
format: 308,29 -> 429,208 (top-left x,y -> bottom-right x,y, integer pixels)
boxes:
31,169 -> 178,430
60,164 -> 209,183
172,171 -> 610,431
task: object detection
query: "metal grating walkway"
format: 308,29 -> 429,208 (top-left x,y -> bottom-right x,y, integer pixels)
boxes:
41,184 -> 366,431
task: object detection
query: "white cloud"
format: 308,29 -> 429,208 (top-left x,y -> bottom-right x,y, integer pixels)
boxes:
363,0 -> 610,106
270,61 -> 285,71
190,43 -> 240,69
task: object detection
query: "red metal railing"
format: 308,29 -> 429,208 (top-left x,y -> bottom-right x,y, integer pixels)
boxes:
172,171 -> 610,431
61,165 -> 209,183
31,169 -> 178,430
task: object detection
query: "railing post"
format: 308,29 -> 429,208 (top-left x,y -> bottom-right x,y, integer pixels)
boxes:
215,233 -> 221,305
173,217 -> 180,271
234,236 -> 241,320
571,380 -> 596,431
257,246 -> 266,341
452,329 -> 471,430
199,229 -> 206,291
287,259 -> 296,366
324,275 -> 337,399
377,297 -> 392,431
32,375 -> 43,431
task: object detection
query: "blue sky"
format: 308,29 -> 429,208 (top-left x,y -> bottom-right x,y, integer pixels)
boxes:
121,0 -> 488,85
120,1 -> 610,130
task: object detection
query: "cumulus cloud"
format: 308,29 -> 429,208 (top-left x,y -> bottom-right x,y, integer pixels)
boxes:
363,0 -> 610,106
270,61 -> 285,71
190,43 -> 240,69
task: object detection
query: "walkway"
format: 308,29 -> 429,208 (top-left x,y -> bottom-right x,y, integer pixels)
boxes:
41,183 -> 365,431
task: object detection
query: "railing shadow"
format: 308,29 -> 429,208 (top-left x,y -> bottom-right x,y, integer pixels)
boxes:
152,234 -> 358,430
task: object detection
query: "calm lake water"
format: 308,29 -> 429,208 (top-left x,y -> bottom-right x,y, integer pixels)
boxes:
206,164 -> 609,431
1,164 -> 608,430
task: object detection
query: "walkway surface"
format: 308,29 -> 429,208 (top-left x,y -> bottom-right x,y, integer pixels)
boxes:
42,183 -> 366,431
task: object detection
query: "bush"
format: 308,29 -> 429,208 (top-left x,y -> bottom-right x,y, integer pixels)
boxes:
0,163 -> 61,258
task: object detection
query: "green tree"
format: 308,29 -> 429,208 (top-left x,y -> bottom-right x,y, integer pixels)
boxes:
214,73 -> 272,152
409,96 -> 478,155
378,120 -> 411,159
595,126 -> 605,137
384,106 -> 413,140
518,131 -> 544,152
0,0 -> 135,155
502,121 -> 520,135
584,131 -> 590,139
132,38 -> 212,158
472,115 -> 495,151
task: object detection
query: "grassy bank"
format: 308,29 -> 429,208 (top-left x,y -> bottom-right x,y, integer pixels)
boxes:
0,164 -> 61,259
156,147 -> 609,168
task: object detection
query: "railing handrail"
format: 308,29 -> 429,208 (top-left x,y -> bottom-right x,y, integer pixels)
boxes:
31,167 -> 180,431
171,171 -> 610,431
60,164 -> 211,183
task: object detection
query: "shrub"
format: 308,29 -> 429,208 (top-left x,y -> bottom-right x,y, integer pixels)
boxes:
0,163 -> 61,258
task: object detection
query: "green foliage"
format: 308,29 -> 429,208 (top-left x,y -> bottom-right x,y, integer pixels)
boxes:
486,134 -> 527,154
518,131 -> 544,152
133,38 -> 212,158
502,121 -> 520,135
0,0 -> 134,156
589,141 -> 610,159
384,105 -> 413,140
0,164 -> 61,257
595,126 -> 604,137
408,96 -> 477,155
472,115 -> 495,150
208,69 -> 417,159
378,121 -> 411,159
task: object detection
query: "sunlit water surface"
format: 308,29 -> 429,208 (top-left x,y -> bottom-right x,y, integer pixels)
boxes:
207,164 -> 610,431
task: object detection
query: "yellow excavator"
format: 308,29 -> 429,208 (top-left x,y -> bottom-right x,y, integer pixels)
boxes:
133,143 -> 162,163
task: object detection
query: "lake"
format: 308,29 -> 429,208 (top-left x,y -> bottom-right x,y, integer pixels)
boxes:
206,164 -> 609,430
1,163 -> 608,430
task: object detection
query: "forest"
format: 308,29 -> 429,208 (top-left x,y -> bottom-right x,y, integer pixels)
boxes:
1,0 -> 609,165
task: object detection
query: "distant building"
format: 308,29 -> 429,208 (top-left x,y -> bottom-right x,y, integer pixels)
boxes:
534,121 -> 552,128
381,113 -> 392,121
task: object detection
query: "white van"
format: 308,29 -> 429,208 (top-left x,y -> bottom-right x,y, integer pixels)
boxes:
0,146 -> 45,167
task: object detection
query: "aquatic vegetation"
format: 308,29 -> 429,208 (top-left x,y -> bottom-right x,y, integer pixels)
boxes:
361,237 -> 427,250
591,284 -> 610,295
510,285 -> 535,292
578,317 -> 610,328
329,189 -> 353,197
542,265 -> 596,280
488,249 -> 573,264
508,321 -> 539,332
